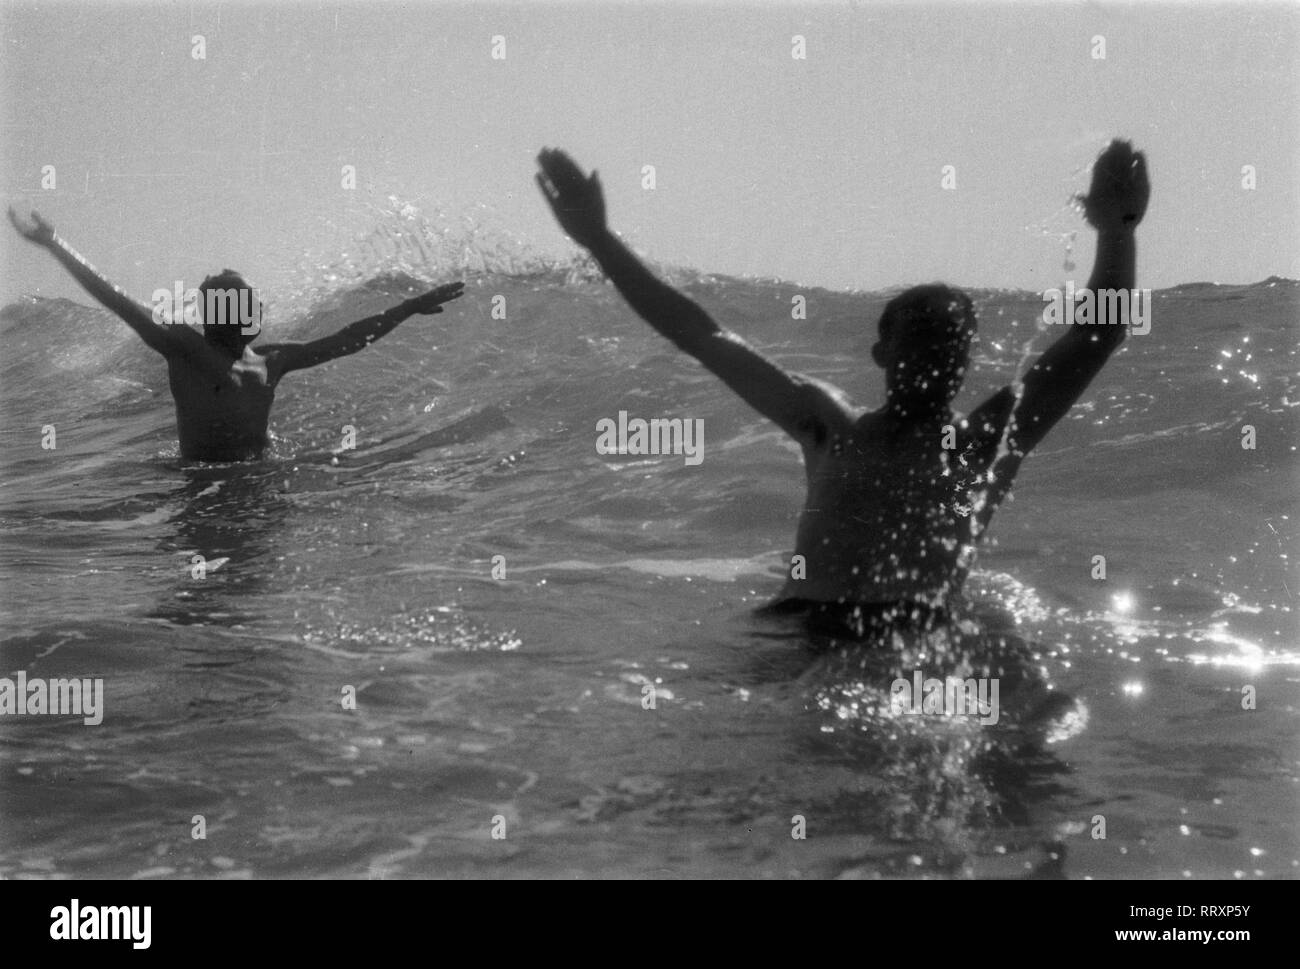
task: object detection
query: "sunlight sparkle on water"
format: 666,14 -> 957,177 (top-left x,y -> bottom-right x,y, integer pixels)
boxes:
1186,625 -> 1277,672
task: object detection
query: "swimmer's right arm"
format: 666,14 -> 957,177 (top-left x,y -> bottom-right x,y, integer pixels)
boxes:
535,148 -> 843,445
1006,140 -> 1149,457
7,208 -> 190,358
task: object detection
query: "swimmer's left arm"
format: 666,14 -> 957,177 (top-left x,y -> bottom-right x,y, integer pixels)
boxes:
1008,140 -> 1148,458
265,282 -> 464,377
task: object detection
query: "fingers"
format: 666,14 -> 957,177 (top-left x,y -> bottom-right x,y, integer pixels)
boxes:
7,208 -> 38,239
1089,141 -> 1147,193
1100,138 -> 1133,162
7,206 -> 52,241
1094,141 -> 1130,177
536,147 -> 588,196
410,282 -> 464,313
1098,139 -> 1146,177
538,146 -> 578,173
537,147 -> 564,183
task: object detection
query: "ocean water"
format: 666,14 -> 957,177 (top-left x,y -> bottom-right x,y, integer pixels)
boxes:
0,252 -> 1296,878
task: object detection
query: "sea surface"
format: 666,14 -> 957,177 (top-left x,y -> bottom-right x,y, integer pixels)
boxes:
1,244 -> 1296,878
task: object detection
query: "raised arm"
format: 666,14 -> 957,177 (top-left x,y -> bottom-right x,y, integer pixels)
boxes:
1006,140 -> 1149,457
8,208 -> 188,357
265,281 -> 464,378
535,148 -> 845,445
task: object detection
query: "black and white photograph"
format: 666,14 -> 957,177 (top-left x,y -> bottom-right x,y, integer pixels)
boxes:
0,0 -> 1295,921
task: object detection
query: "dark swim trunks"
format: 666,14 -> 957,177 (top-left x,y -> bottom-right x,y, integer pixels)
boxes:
761,597 -> 952,643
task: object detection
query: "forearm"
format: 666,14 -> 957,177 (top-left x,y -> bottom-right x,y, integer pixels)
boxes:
1086,226 -> 1136,301
586,229 -> 720,349
337,304 -> 412,353
44,235 -> 143,319
1014,225 -> 1136,449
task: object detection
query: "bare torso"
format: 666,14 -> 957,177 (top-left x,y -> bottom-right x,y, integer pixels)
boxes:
166,341 -> 279,462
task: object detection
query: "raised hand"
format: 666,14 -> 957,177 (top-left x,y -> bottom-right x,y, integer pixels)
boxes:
8,207 -> 56,246
536,147 -> 608,249
1077,139 -> 1150,231
403,281 -> 465,316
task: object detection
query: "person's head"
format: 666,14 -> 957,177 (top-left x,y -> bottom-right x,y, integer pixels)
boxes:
199,269 -> 261,354
871,283 -> 976,416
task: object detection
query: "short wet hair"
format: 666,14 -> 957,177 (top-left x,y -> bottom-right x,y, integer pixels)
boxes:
878,283 -> 977,347
198,269 -> 254,320
198,269 -> 260,347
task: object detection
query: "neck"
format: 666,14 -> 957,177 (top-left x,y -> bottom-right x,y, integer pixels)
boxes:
884,395 -> 951,423
208,342 -> 245,359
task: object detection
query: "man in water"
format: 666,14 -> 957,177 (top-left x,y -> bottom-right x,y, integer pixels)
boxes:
8,208 -> 463,462
536,140 -> 1149,639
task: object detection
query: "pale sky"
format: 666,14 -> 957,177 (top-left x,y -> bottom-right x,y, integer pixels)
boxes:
2,0 -> 1297,309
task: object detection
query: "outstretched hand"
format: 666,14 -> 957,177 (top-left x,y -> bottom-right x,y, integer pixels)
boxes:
1078,139 -> 1150,231
536,148 -> 608,249
8,207 -> 55,246
404,281 -> 465,316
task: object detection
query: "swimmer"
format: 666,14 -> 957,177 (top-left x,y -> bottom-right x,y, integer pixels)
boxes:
8,208 -> 463,462
536,140 -> 1149,638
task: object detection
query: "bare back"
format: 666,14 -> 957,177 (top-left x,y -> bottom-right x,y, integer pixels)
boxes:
781,395 -> 1014,605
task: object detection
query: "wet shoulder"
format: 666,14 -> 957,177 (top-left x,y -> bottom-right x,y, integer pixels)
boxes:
956,386 -> 1017,470
793,375 -> 858,450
